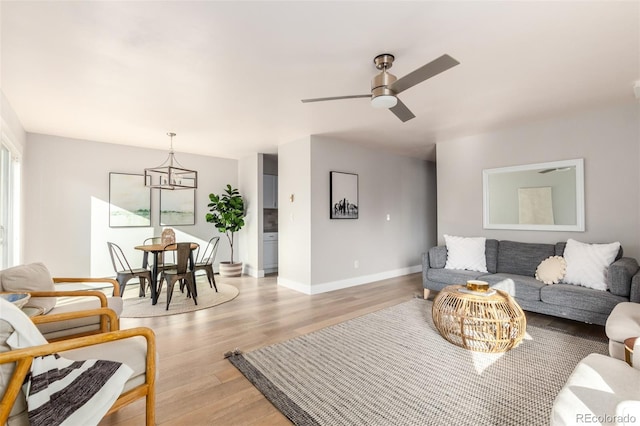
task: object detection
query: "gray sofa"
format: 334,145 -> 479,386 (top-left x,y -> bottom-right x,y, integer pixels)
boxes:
422,240 -> 640,325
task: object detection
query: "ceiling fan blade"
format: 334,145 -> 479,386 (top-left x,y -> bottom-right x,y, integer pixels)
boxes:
301,94 -> 370,103
388,54 -> 460,94
389,98 -> 415,122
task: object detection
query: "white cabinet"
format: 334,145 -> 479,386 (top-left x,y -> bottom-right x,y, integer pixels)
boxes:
264,233 -> 278,271
264,174 -> 278,209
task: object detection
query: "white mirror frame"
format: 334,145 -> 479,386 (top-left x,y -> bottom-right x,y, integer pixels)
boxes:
483,159 -> 585,231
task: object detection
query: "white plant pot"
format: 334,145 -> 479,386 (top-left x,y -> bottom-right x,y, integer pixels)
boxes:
219,262 -> 243,277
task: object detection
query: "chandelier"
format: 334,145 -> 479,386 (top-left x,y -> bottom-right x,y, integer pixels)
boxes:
144,132 -> 197,190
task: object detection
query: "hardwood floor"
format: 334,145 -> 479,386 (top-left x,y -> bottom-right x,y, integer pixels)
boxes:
99,273 -> 605,425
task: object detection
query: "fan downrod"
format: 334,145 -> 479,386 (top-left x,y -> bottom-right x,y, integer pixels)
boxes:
374,53 -> 395,70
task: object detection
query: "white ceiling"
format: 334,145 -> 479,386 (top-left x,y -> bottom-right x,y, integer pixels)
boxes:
1,1 -> 638,161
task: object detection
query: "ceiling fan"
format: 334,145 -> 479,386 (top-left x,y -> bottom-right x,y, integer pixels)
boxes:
301,53 -> 460,122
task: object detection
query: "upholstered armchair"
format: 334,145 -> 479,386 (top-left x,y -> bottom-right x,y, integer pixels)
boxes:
606,302 -> 640,360
0,263 -> 122,341
0,300 -> 156,425
551,343 -> 640,425
553,302 -> 640,424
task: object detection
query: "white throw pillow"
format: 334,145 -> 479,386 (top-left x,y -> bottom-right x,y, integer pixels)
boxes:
562,239 -> 621,291
444,235 -> 487,273
535,256 -> 567,285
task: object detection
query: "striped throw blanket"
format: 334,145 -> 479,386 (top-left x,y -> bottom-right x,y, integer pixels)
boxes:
0,298 -> 133,426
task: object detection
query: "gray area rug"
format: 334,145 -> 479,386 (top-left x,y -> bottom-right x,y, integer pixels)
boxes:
121,275 -> 239,317
228,298 -> 608,426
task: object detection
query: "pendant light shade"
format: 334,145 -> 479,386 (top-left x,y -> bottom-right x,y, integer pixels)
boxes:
144,133 -> 197,190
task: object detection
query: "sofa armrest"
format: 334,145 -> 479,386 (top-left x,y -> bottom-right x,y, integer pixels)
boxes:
422,252 -> 429,284
53,277 -> 121,297
630,271 -> 640,303
609,257 -> 640,297
428,246 -> 447,269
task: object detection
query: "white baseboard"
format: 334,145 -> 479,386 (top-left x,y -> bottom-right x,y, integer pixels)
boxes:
244,265 -> 265,278
277,277 -> 312,294
277,265 -> 421,295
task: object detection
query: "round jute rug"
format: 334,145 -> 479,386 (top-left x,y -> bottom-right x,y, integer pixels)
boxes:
121,276 -> 239,318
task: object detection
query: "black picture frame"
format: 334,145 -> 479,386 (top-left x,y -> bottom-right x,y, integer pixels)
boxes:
330,171 -> 358,219
109,173 -> 151,227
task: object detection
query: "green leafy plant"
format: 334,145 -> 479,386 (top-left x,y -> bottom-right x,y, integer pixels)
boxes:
206,185 -> 245,264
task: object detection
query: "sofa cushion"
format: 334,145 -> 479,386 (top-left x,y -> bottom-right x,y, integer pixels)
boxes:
483,273 -> 545,301
62,337 -> 148,394
36,297 -> 123,341
444,235 -> 487,272
562,239 -> 621,291
427,268 -> 487,286
541,284 -> 627,315
0,263 -> 56,314
497,241 -> 555,277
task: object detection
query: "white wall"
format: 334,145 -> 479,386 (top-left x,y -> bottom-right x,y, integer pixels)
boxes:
24,133 -> 237,277
238,153 -> 263,277
437,102 -> 640,258
277,137 -> 312,290
278,135 -> 437,294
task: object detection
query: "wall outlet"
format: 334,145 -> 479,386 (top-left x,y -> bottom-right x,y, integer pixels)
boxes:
386,214 -> 391,221
354,260 -> 359,269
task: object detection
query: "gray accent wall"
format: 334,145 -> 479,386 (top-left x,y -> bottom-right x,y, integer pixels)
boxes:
278,135 -> 437,294
436,102 -> 640,259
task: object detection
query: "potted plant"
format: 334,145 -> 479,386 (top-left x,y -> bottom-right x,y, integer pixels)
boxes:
206,184 -> 246,277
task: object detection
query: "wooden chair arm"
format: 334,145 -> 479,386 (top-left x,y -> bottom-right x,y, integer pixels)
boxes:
53,277 -> 121,297
27,290 -> 108,307
0,327 -> 156,424
31,307 -> 120,335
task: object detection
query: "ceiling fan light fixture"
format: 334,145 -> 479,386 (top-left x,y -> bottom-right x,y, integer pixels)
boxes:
371,95 -> 398,109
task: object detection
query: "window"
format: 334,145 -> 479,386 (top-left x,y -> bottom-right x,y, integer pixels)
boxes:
0,140 -> 20,268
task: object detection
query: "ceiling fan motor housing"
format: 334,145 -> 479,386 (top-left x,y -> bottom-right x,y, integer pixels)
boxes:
371,71 -> 397,97
371,53 -> 397,107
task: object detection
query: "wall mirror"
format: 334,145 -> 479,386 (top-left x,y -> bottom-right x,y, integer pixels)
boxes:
483,159 -> 584,231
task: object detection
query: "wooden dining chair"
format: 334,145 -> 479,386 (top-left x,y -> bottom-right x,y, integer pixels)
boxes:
194,237 -> 220,292
158,243 -> 198,310
107,242 -> 152,297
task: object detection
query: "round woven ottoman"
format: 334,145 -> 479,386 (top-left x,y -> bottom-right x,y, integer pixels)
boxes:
432,285 -> 526,353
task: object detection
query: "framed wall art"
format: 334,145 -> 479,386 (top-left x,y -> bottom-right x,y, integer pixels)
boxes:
109,173 -> 151,227
330,171 -> 358,219
160,180 -> 195,226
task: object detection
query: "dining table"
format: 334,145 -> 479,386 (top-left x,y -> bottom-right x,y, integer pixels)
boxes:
134,242 -> 199,305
